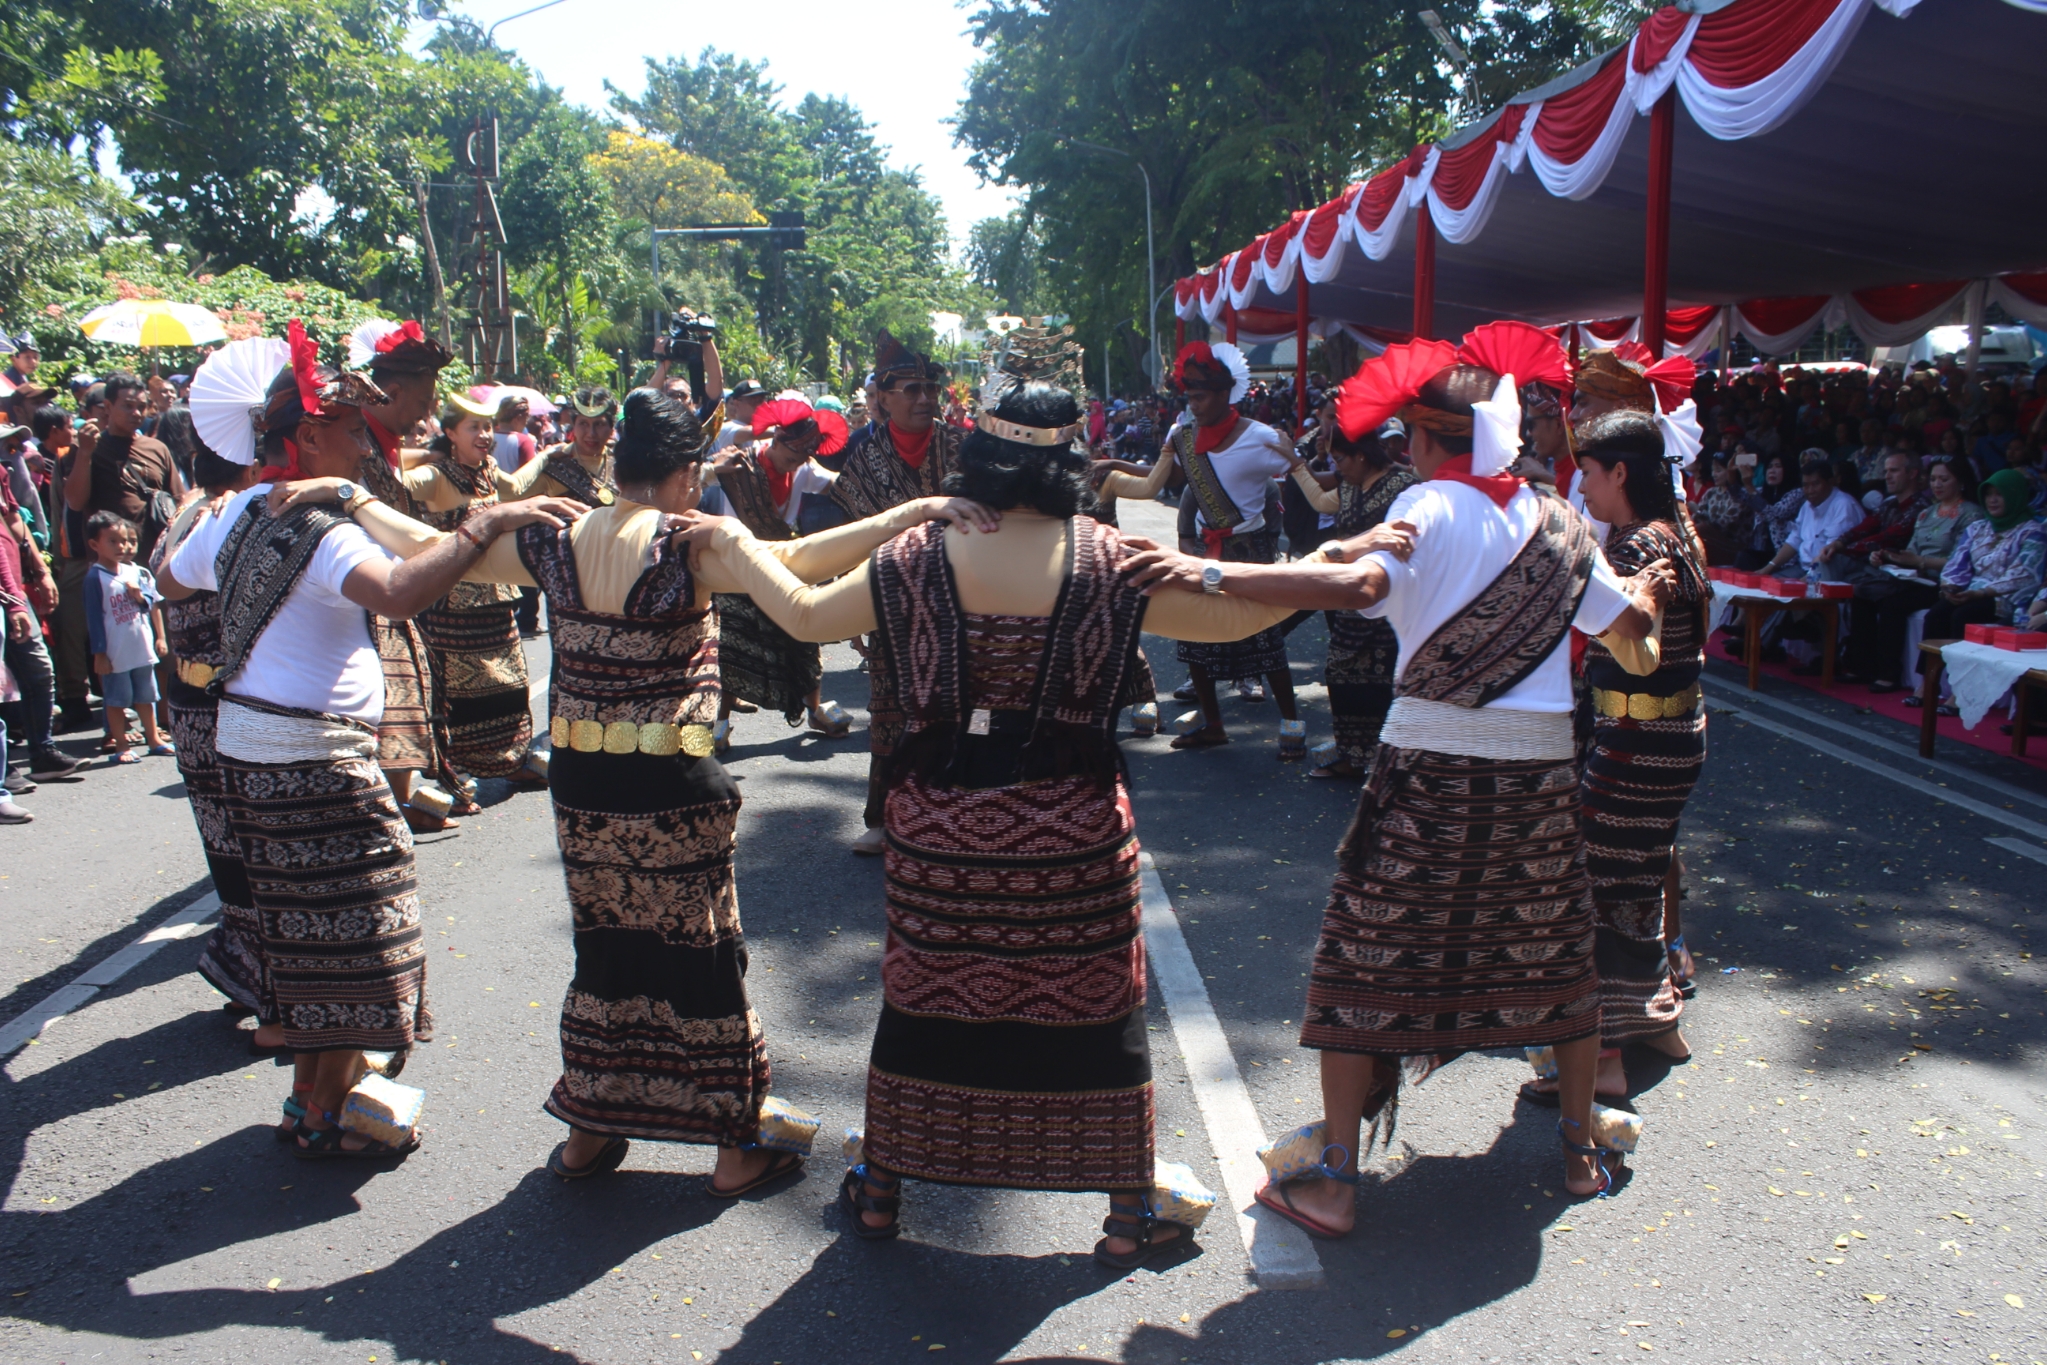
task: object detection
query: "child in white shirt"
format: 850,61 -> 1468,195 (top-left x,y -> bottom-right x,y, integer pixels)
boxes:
83,511 -> 171,765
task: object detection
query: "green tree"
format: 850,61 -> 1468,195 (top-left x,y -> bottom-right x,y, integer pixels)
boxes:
0,142 -> 135,320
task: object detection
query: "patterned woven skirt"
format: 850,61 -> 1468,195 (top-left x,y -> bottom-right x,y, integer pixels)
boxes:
165,683 -> 268,1018
1324,611 -> 1398,771
714,592 -> 821,723
372,615 -> 440,774
216,706 -> 431,1054
542,746 -> 769,1146
866,774 -> 1153,1192
418,581 -> 532,778
1301,746 -> 1600,1058
1582,707 -> 1706,1045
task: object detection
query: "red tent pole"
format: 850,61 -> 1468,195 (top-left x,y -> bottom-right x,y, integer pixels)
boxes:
1294,273 -> 1310,435
1224,304 -> 1238,345
1412,201 -> 1436,341
1642,89 -> 1676,357
1568,322 -> 1581,370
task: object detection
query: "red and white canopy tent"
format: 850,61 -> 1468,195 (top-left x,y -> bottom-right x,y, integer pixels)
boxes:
1171,0 -> 2047,427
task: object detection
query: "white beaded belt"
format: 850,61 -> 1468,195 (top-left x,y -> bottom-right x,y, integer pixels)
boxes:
215,695 -> 379,764
1378,695 -> 1575,762
549,715 -> 715,758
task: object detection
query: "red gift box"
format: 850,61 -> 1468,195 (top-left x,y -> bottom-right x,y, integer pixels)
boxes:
1994,629 -> 2047,652
1816,582 -> 1855,600
1706,567 -> 1727,582
1759,577 -> 1805,598
1964,623 -> 1999,644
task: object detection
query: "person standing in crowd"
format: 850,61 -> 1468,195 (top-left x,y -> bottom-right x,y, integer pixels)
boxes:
711,379 -> 771,454
1285,423 -> 1416,778
1847,456 -> 1982,692
82,511 -> 171,765
35,403 -> 97,733
694,381 -> 1305,1266
1116,337 -> 1675,1231
708,395 -> 853,743
64,373 -> 185,565
510,386 -> 619,507
1100,342 -> 1305,757
0,333 -> 38,397
150,430 -> 271,1047
491,394 -> 536,471
829,333 -> 966,855
401,394 -> 544,786
0,421 -> 71,786
1531,408 -> 1709,1103
161,322 -> 583,1158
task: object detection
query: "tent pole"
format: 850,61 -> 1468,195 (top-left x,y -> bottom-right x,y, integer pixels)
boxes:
1412,201 -> 1436,341
1295,274 -> 1311,436
1225,304 -> 1238,345
1717,306 -> 1732,389
1568,322 -> 1581,370
1642,89 -> 1676,357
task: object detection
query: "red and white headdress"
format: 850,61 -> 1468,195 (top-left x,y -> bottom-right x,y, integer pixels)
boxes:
751,396 -> 849,458
1172,341 -> 1250,405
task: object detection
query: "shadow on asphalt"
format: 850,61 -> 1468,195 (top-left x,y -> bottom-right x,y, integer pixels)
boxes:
0,875 -> 215,1026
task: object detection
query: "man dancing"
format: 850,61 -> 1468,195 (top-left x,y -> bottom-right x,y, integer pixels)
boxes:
1103,342 -> 1304,756
1124,332 -> 1675,1229
829,333 -> 964,854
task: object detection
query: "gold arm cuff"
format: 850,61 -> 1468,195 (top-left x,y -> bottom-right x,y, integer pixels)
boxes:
1592,683 -> 1702,720
176,659 -> 217,689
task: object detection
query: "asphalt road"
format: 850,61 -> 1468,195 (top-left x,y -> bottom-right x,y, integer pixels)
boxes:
2,494 -> 2043,1364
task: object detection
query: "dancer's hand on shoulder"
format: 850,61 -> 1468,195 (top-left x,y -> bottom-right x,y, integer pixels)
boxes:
663,509 -> 739,550
1634,556 -> 1677,610
1328,519 -> 1416,563
267,477 -> 351,514
924,497 -> 1001,534
491,496 -> 588,533
1120,545 -> 1208,596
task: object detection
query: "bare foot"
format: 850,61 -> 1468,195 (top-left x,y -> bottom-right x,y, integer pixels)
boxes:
1563,1150 -> 1607,1197
1101,1200 -> 1184,1257
561,1128 -> 615,1169
1596,1051 -> 1628,1096
1274,1173 -> 1357,1236
708,1146 -> 781,1194
253,1022 -> 287,1049
1640,1027 -> 1691,1061
1170,726 -> 1230,750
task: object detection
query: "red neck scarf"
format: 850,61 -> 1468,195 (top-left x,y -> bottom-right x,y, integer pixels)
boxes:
1430,454 -> 1521,509
366,414 -> 400,471
1192,414 -> 1237,456
259,437 -> 304,485
890,421 -> 932,470
764,452 -> 796,509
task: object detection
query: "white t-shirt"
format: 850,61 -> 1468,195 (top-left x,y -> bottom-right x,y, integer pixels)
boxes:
1363,481 -> 1634,713
168,485 -> 398,724
782,461 -> 837,528
711,419 -> 750,455
1187,420 -> 1294,534
1791,487 -> 1863,569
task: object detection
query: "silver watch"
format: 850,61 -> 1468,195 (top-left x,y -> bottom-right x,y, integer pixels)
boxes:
1201,564 -> 1225,594
334,480 -> 360,508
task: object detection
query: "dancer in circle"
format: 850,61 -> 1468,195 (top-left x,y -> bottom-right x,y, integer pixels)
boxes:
511,385 -> 620,507
693,382 -> 1322,1267
1113,332 -> 1675,1231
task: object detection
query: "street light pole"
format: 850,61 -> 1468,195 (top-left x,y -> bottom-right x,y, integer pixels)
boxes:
1069,138 -> 1157,388
485,0 -> 567,42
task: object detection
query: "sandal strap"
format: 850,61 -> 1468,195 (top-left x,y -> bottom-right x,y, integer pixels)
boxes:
1314,1143 -> 1361,1185
1557,1117 -> 1604,1158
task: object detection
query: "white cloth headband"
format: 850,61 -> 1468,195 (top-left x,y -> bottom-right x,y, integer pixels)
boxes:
1470,373 -> 1523,478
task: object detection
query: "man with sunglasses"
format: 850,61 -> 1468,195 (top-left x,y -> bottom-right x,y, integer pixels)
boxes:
827,332 -> 964,854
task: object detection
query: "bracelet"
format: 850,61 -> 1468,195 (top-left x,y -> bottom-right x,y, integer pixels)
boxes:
456,521 -> 488,551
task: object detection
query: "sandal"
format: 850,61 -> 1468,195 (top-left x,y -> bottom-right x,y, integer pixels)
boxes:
1093,1197 -> 1192,1270
706,1148 -> 804,1198
1130,702 -> 1159,737
1902,695 -> 1926,709
547,1134 -> 630,1180
839,1164 -> 902,1240
806,701 -> 853,739
99,731 -> 143,753
1667,934 -> 1697,1000
293,1112 -> 420,1160
1559,1117 -> 1614,1198
1170,725 -> 1229,750
112,751 -> 143,765
1277,719 -> 1307,762
1252,1144 -> 1357,1241
148,742 -> 176,757
1936,702 -> 1959,718
276,1084 -> 317,1143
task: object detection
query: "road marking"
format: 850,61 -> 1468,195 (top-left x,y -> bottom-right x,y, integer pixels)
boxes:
0,893 -> 221,1059
1712,701 -> 2047,843
1701,680 -> 2047,812
1138,852 -> 1323,1291
1985,836 -> 2047,867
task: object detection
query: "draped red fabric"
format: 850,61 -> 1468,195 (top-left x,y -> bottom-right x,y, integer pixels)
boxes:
1264,213 -> 1306,267
1228,307 -> 1302,341
1632,6 -> 1695,72
1665,304 -> 1722,344
1738,294 -> 1829,334
1431,105 -> 1528,211
1176,279 -> 1198,307
1584,316 -> 1635,342
2001,272 -> 2047,307
1851,280 -> 1967,325
1230,245 -> 1261,291
1301,188 -> 1356,258
1200,271 -> 1222,302
1530,51 -> 1628,163
1356,148 -> 1428,232
1685,0 -> 1844,88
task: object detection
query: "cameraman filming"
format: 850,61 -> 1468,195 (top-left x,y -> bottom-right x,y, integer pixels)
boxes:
649,309 -> 726,429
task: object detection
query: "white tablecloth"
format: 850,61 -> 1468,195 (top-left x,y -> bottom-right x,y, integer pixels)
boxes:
1939,640 -> 2047,729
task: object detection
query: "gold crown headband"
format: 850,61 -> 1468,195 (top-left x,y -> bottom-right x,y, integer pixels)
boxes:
976,412 -> 1084,447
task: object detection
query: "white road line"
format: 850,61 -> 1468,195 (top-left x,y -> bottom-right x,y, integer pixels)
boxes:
1138,852 -> 1324,1291
1701,679 -> 2047,812
1713,701 -> 2047,842
1985,836 -> 2047,867
0,892 -> 221,1059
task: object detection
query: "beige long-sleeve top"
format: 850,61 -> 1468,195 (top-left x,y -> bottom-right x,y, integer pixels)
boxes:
347,494 -> 943,609
397,460 -> 521,516
1290,464 -> 1340,514
693,510 -> 1292,645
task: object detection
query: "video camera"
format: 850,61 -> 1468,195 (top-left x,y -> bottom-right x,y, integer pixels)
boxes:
658,308 -> 720,363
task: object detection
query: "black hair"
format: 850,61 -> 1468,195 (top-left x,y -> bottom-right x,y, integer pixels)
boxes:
1575,409 -> 1678,525
1925,453 -> 1976,503
1800,456 -> 1836,482
155,405 -> 197,483
30,405 -> 70,443
570,385 -> 617,419
85,509 -> 135,543
1327,424 -> 1390,469
102,371 -> 146,407
945,382 -> 1094,518
612,386 -> 708,488
1411,364 -> 1497,457
191,436 -> 245,492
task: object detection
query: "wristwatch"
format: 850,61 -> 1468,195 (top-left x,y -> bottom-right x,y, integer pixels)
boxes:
334,480 -> 364,512
1201,564 -> 1225,594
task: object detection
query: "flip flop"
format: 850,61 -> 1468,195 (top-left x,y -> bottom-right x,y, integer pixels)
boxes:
706,1150 -> 804,1198
548,1135 -> 630,1180
1254,1181 -> 1350,1241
